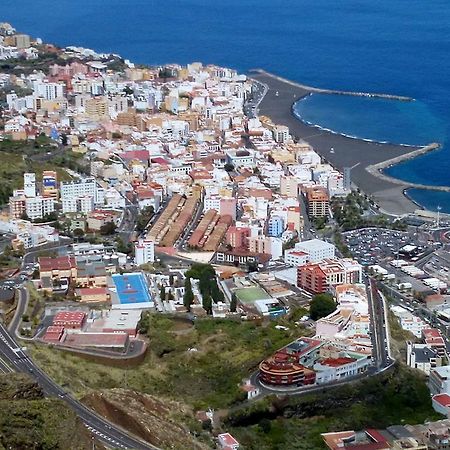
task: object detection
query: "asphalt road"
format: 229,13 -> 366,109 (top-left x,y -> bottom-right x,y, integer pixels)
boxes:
0,322 -> 160,450
250,276 -> 393,397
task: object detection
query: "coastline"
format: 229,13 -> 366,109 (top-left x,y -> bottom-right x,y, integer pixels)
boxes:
249,70 -> 442,216
292,95 -> 417,148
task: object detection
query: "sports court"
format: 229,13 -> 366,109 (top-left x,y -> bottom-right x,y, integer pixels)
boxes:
234,287 -> 270,304
110,273 -> 154,309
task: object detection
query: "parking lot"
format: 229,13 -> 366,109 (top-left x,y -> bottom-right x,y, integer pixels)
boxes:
343,228 -> 422,266
422,250 -> 450,282
0,262 -> 37,293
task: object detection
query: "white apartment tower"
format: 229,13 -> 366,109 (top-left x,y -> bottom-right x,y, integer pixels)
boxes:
135,239 -> 155,265
24,173 -> 36,198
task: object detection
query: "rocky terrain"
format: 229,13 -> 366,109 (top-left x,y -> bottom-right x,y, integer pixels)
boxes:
83,388 -> 212,450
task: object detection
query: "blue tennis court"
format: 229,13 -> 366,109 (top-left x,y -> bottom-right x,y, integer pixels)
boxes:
111,273 -> 153,307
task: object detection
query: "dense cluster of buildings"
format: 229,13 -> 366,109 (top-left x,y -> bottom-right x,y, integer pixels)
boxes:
321,420 -> 450,450
0,21 -> 354,268
259,283 -> 372,388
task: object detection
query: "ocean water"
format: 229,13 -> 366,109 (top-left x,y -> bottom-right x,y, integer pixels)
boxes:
293,95 -> 446,147
2,0 -> 450,211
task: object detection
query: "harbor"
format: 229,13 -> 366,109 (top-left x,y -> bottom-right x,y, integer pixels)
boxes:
250,70 -> 441,216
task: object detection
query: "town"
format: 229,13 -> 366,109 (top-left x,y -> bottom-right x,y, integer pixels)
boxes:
2,22 -> 450,450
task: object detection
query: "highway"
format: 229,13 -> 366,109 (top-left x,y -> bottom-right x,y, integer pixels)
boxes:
367,277 -> 392,369
0,321 -> 160,450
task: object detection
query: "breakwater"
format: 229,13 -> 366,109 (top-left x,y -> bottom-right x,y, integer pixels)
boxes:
249,69 -> 414,102
365,143 -> 450,192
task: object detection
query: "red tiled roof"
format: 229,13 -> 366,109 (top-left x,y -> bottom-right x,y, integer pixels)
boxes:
53,311 -> 86,324
77,287 -> 108,296
365,429 -> 388,444
120,150 -> 149,161
433,393 -> 450,407
39,256 -> 76,271
321,357 -> 356,367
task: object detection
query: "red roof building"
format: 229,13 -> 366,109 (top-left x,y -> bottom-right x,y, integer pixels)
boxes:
39,256 -> 76,273
43,326 -> 65,343
217,433 -> 240,450
53,311 -> 86,329
62,332 -> 129,351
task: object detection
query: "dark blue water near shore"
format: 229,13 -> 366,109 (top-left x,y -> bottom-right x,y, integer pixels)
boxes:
2,0 -> 450,211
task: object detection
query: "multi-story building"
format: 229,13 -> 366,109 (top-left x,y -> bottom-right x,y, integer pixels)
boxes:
406,342 -> 440,375
248,235 -> 283,259
34,81 -> 65,100
284,249 -> 309,267
429,365 -> 450,396
135,238 -> 155,265
25,196 -> 55,220
268,215 -> 284,237
297,258 -> 362,294
204,195 -> 237,221
61,178 -> 103,213
225,149 -> 255,169
9,196 -> 26,219
42,171 -> 58,198
259,354 -> 316,387
85,96 -> 109,120
295,239 -> 335,263
303,186 -> 329,218
24,172 -> 36,198
273,125 -> 290,143
258,338 -> 322,387
226,226 -> 250,249
61,177 -> 96,199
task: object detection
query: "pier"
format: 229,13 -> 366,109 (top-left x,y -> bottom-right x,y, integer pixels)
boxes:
366,143 -> 450,192
249,69 -> 414,102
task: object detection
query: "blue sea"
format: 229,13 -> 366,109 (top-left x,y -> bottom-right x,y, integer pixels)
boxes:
2,0 -> 450,211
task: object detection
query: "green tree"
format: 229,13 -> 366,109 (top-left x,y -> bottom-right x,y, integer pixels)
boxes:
309,293 -> 336,320
116,237 -> 132,254
183,277 -> 194,310
99,221 -> 117,235
160,285 -> 166,301
136,206 -> 154,232
203,293 -> 212,314
73,228 -> 85,239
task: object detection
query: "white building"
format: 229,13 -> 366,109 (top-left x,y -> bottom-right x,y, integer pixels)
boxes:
34,81 -> 65,100
61,178 -> 104,212
105,189 -> 126,209
391,305 -> 427,338
135,239 -> 155,265
24,173 -> 36,198
295,239 -> 335,262
61,177 -> 97,201
406,342 -> 439,375
284,249 -> 309,267
429,366 -> 450,396
314,356 -> 370,384
25,196 -> 55,220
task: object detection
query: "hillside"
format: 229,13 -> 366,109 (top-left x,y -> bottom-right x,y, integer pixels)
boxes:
0,373 -> 98,450
83,389 -> 211,450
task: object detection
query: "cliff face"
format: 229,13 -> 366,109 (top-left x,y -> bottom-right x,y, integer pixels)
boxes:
0,374 -> 98,450
82,389 -> 211,450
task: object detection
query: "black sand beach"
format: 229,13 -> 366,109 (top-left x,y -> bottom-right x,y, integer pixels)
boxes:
250,71 -> 433,216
